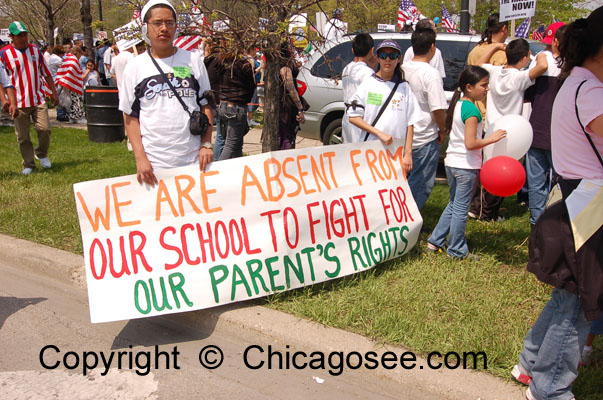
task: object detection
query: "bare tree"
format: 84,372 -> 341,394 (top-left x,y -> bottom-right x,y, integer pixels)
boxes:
0,0 -> 78,45
193,0 -> 328,152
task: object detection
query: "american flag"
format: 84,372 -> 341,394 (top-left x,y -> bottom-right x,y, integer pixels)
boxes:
532,25 -> 545,41
441,4 -> 456,32
132,8 -> 141,22
398,0 -> 418,28
515,17 -> 531,38
174,35 -> 203,51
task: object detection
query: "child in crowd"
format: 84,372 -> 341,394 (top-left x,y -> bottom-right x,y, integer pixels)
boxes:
82,59 -> 100,87
477,38 -> 548,131
347,40 -> 421,175
427,66 -> 506,260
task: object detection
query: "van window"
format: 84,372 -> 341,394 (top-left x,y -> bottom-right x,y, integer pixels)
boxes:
310,42 -> 354,79
439,40 -> 474,91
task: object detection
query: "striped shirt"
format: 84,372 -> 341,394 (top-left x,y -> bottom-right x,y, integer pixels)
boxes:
55,53 -> 83,95
0,44 -> 51,108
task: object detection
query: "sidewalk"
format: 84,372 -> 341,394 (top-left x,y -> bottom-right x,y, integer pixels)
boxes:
47,107 -> 323,155
0,232 -> 525,400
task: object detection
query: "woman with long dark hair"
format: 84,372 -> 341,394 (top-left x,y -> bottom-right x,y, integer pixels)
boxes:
278,41 -> 306,150
217,45 -> 256,160
512,7 -> 603,400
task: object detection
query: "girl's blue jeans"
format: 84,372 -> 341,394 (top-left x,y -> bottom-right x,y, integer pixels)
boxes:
428,166 -> 478,258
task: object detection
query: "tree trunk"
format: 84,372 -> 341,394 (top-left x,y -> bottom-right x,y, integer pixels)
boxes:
46,10 -> 55,46
261,40 -> 282,152
81,0 -> 94,53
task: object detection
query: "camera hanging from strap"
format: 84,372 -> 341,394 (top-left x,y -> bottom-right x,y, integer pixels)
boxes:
149,52 -> 210,136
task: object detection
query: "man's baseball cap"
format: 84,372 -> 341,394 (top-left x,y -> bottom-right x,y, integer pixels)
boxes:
9,21 -> 28,35
376,40 -> 401,53
141,0 -> 176,23
542,21 -> 565,45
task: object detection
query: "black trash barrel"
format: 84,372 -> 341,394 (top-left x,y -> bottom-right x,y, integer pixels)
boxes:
85,86 -> 125,142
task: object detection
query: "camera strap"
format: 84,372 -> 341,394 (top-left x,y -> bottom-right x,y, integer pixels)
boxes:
364,78 -> 400,141
149,51 -> 192,117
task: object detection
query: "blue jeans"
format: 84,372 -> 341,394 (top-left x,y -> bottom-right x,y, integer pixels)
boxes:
519,288 -> 592,400
218,102 -> 249,161
428,166 -> 478,258
212,109 -> 224,161
526,148 -> 555,225
407,139 -> 439,211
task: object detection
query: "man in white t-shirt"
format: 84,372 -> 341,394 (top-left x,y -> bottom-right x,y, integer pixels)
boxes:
402,27 -> 448,211
403,19 -> 446,79
111,42 -> 143,95
104,42 -> 116,86
325,9 -> 346,43
119,0 -> 213,186
342,33 -> 376,143
477,38 -> 548,130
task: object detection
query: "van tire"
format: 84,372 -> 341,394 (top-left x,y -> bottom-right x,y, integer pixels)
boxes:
322,118 -> 343,145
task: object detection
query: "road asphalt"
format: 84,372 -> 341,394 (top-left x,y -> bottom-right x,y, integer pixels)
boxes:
0,231 -> 526,399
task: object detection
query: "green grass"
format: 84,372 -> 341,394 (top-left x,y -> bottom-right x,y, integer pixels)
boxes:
0,125 -> 601,398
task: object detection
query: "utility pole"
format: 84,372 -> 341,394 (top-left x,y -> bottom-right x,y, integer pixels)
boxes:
98,0 -> 103,30
460,0 -> 470,33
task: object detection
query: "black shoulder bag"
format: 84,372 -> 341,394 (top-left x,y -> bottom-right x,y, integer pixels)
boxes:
575,80 -> 603,168
363,79 -> 401,141
149,52 -> 210,136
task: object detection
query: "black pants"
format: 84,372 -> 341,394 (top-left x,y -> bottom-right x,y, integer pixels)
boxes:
468,177 -> 504,220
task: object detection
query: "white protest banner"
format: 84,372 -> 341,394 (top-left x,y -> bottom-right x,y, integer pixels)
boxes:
213,20 -> 229,32
500,0 -> 537,22
113,20 -> 141,53
378,24 -> 396,32
0,29 -> 9,42
74,141 -> 422,323
73,33 -> 84,41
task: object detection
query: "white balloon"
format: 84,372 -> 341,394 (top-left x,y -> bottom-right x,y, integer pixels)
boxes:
483,115 -> 533,161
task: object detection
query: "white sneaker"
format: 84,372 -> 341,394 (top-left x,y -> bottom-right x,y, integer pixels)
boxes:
76,118 -> 87,124
21,167 -> 33,175
248,119 -> 260,127
580,345 -> 593,366
35,156 -> 52,169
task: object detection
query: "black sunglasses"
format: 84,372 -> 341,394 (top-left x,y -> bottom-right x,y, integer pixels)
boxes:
377,52 -> 400,60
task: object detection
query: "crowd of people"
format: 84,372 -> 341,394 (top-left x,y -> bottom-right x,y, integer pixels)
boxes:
340,8 -> 602,400
0,1 -> 600,399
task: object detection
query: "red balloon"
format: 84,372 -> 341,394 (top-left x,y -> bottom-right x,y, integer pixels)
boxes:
480,156 -> 526,197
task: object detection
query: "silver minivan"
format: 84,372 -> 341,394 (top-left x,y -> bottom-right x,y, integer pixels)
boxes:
297,31 -> 545,145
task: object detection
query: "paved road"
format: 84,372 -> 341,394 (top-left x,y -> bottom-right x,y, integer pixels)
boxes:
0,251 -> 437,399
0,235 -> 524,400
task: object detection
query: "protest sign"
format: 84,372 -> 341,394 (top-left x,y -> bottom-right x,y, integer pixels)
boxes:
96,31 -> 107,41
113,20 -> 141,53
74,141 -> 422,323
378,24 -> 396,32
0,29 -> 9,42
500,0 -> 537,22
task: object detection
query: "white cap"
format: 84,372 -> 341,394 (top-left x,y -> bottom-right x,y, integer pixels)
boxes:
141,0 -> 176,23
141,0 -> 177,44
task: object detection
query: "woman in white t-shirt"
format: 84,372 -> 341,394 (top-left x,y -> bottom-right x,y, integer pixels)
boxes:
348,39 -> 421,174
427,66 -> 505,259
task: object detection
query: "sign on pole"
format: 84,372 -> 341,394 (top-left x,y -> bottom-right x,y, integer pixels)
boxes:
500,0 -> 537,22
74,141 -> 422,323
113,20 -> 141,52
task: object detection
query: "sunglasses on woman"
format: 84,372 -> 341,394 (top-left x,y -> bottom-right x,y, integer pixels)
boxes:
377,52 -> 400,60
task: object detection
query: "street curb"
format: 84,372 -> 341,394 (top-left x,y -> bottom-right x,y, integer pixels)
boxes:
0,233 -> 524,399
